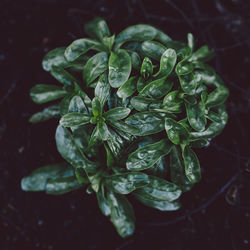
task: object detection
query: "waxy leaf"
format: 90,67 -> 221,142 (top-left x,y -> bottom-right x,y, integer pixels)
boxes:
97,185 -> 111,216
117,76 -> 137,99
136,76 -> 146,92
108,50 -> 131,88
59,94 -> 74,116
97,119 -> 110,141
141,41 -> 166,61
165,118 -> 189,145
162,90 -> 182,113
30,84 -> 67,104
83,52 -> 108,86
140,57 -> 153,79
154,48 -> 177,78
130,96 -> 161,112
206,86 -> 229,108
189,45 -> 215,62
68,96 -> 88,114
107,129 -> 124,158
134,176 -> 182,202
105,172 -> 149,194
65,38 -> 102,61
107,191 -> 135,238
126,140 -> 172,171
178,72 -> 197,95
175,61 -> 194,75
182,146 -> 201,184
185,101 -> 206,131
139,77 -> 173,99
95,73 -> 110,108
128,51 -> 141,70
108,120 -> 139,135
187,33 -> 195,51
29,104 -> 60,123
92,97 -> 102,117
104,107 -> 131,121
60,113 -> 91,127
125,111 -> 165,136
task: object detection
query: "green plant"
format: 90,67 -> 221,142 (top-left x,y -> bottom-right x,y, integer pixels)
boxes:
22,18 -> 229,237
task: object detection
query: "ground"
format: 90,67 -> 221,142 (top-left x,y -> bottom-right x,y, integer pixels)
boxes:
0,0 -> 250,249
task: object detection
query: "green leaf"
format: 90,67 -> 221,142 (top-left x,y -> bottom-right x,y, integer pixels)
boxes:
29,104 -> 60,123
125,111 -> 165,136
68,95 -> 88,114
97,119 -> 110,141
206,86 -> 229,108
126,140 -> 172,171
154,48 -> 177,78
84,17 -> 110,41
108,49 -> 131,88
189,45 -> 215,62
130,96 -> 161,112
115,24 -> 158,49
108,120 -> 140,135
107,129 -> 125,158
134,194 -> 181,211
185,101 -> 206,131
175,61 -> 194,75
104,107 -> 131,121
134,176 -> 182,202
139,77 -> 173,99
187,33 -> 195,51
141,41 -> 166,61
165,118 -> 189,145
117,76 -> 137,99
102,35 -> 115,51
46,175 -> 83,195
83,52 -> 108,86
170,146 -> 193,192
55,125 -> 97,170
136,76 -> 147,92
128,51 -> 141,70
206,110 -> 221,123
88,126 -> 100,148
104,143 -> 115,168
21,163 -> 72,191
178,72 -> 197,95
95,73 -> 110,108
107,191 -> 135,238
60,113 -> 91,127
190,138 -> 210,148
105,172 -> 149,194
97,185 -> 111,216
65,38 -> 102,61
92,97 -> 102,117
30,84 -> 67,104
182,146 -> 201,184
75,167 -> 89,183
42,47 -> 68,71
162,90 -> 182,113
140,57 -> 153,79
59,94 -> 74,116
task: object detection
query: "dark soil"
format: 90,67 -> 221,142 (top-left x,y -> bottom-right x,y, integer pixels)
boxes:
0,0 -> 250,249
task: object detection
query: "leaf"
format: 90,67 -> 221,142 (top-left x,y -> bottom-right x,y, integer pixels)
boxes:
60,113 -> 91,127
185,101 -> 206,131
175,61 -> 194,75
104,107 -> 131,121
134,176 -> 182,202
128,51 -> 141,70
97,185 -> 111,216
126,140 -> 172,171
182,146 -> 201,184
187,33 -> 195,51
102,35 -> 115,51
55,125 -> 97,170
29,104 -> 60,123
206,86 -> 229,108
189,45 -> 215,62
97,119 -> 110,141
84,17 -> 110,41
130,96 -> 161,112
68,95 -> 88,114
170,146 -> 193,192
65,38 -> 102,61
21,163 -> 72,191
190,138 -> 210,148
83,52 -> 108,86
165,118 -> 189,145
108,120 -> 140,135
107,129 -> 125,158
125,111 -> 165,136
178,72 -> 197,95
115,24 -> 158,49
30,84 -> 67,104
75,167 -> 89,183
139,77 -> 173,99
136,76 -> 147,92
88,126 -> 100,148
95,73 -> 110,108
104,143 -> 115,167
108,49 -> 131,88
134,194 -> 181,211
105,172 -> 149,194
46,175 -> 83,195
117,76 -> 137,99
50,66 -> 79,87
162,90 -> 182,113
42,47 -> 68,71
107,191 -> 135,238
59,94 -> 74,116
92,97 -> 102,117
154,48 -> 177,78
141,41 -> 166,61
140,57 -> 153,79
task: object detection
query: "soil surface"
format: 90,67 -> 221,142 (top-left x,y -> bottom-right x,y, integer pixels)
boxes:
0,0 -> 250,249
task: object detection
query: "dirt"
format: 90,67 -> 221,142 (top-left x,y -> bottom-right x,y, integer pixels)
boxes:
0,0 -> 250,249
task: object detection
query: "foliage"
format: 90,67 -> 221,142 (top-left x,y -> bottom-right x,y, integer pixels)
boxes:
22,18 -> 229,237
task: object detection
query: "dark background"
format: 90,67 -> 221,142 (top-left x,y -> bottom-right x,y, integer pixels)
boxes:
0,0 -> 250,249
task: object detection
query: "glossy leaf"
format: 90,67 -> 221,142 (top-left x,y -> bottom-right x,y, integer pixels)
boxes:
126,140 -> 172,171
206,86 -> 229,108
162,90 -> 182,113
83,52 -> 108,86
104,107 -> 131,121
59,94 -> 74,116
60,113 -> 91,127
75,167 -> 89,183
178,72 -> 197,95
30,84 -> 67,104
141,41 -> 166,61
182,146 -> 201,184
187,33 -> 195,51
117,76 -> 137,99
105,172 -> 149,194
130,96 -> 161,112
108,120 -> 139,135
108,49 -> 131,88
140,57 -> 153,79
189,45 -> 215,62
97,186 -> 111,216
102,35 -> 115,51
165,118 -> 189,145
95,73 -> 110,108
128,51 -> 141,70
136,76 -> 147,92
92,97 -> 102,117
175,61 -> 194,75
68,95 -> 88,114
97,119 -> 110,141
107,129 -> 124,158
125,111 -> 165,136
